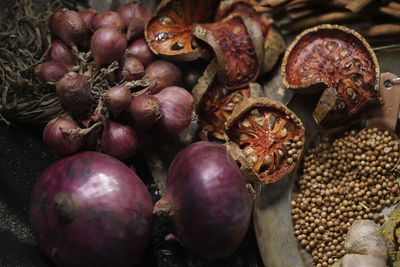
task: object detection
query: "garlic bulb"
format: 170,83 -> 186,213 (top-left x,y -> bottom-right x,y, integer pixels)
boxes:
342,220 -> 388,267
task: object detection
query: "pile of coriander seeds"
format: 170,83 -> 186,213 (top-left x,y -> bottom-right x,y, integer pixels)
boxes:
291,128 -> 400,267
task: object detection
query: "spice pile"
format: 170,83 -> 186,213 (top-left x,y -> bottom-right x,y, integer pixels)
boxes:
292,127 -> 400,266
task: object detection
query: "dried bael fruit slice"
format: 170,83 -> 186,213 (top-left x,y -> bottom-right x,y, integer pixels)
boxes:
193,14 -> 264,90
281,24 -> 381,133
225,97 -> 305,184
215,1 -> 286,73
145,0 -> 220,61
193,59 -> 263,139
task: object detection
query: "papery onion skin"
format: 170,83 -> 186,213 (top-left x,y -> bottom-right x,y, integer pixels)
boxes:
127,38 -> 156,66
101,119 -> 138,160
153,86 -> 194,135
50,40 -> 77,69
155,141 -> 252,259
79,9 -> 97,30
105,85 -> 132,116
91,11 -> 125,32
43,115 -> 82,155
56,72 -> 93,114
90,27 -> 127,67
144,60 -> 182,94
35,61 -> 68,83
115,55 -> 144,82
129,93 -> 161,126
117,2 -> 151,40
30,151 -> 153,267
48,8 -> 88,47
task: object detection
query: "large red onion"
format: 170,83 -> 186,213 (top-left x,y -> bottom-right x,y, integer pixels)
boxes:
101,118 -> 138,160
35,61 -> 68,83
90,27 -> 127,67
127,38 -> 156,66
154,141 -> 252,259
117,2 -> 151,40
153,86 -> 194,135
48,8 -> 88,47
105,85 -> 132,116
79,9 -> 97,30
30,151 -> 153,267
50,40 -> 77,69
143,60 -> 182,93
91,11 -> 125,32
115,55 -> 144,82
129,93 -> 161,126
56,72 -> 93,114
43,115 -> 82,154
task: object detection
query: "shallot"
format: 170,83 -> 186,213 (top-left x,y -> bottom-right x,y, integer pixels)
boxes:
50,40 -> 77,69
117,2 -> 151,40
35,61 -> 68,83
48,8 -> 87,47
101,118 -> 138,160
90,27 -> 127,67
127,38 -> 156,66
154,141 -> 253,259
153,86 -> 194,135
115,55 -> 144,82
56,72 -> 93,114
91,11 -> 125,32
104,85 -> 132,116
79,9 -> 97,30
129,93 -> 161,126
30,151 -> 153,266
43,115 -> 82,154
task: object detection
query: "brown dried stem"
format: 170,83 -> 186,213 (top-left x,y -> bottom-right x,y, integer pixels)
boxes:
380,7 -> 400,18
360,24 -> 400,37
282,11 -> 355,31
345,0 -> 373,13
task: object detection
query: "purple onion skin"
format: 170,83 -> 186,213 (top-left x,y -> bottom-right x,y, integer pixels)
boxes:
155,141 -> 252,259
129,93 -> 161,126
92,11 -> 125,32
127,38 -> 157,66
90,27 -> 127,67
79,9 -> 97,30
101,120 -> 138,160
153,86 -> 194,135
50,40 -> 77,69
36,61 -> 68,83
43,115 -> 82,154
115,55 -> 144,82
30,151 -> 153,267
117,2 -> 151,40
56,72 -> 93,114
48,8 -> 88,47
144,60 -> 182,93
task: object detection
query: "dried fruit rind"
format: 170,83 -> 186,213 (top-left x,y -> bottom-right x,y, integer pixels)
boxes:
145,0 -> 219,61
226,97 -> 305,184
193,14 -> 264,90
281,24 -> 381,133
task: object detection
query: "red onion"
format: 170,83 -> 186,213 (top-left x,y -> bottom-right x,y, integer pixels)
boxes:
101,118 -> 138,160
43,115 -> 82,154
115,55 -> 144,82
117,2 -> 151,40
90,27 -> 127,67
105,85 -> 132,116
143,60 -> 182,93
153,86 -> 194,135
91,11 -> 125,32
79,9 -> 97,30
127,38 -> 157,66
35,61 -> 68,83
129,93 -> 161,126
30,151 -> 153,266
48,8 -> 88,47
56,72 -> 93,114
154,141 -> 252,259
50,40 -> 77,69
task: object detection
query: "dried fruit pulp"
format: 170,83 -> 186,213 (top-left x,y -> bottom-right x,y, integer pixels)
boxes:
284,28 -> 379,124
229,106 -> 304,183
146,0 -> 219,58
